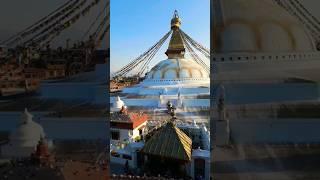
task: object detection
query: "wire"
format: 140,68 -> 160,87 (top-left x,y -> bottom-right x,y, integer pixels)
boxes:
113,30 -> 172,77
180,30 -> 210,58
180,30 -> 209,73
3,0 -> 81,46
82,1 -> 109,40
25,0 -> 102,47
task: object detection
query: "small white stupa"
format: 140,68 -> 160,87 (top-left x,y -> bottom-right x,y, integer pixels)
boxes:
111,96 -> 125,112
1,108 -> 46,158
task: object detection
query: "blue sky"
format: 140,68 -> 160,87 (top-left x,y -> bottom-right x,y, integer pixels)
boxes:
110,0 -> 210,72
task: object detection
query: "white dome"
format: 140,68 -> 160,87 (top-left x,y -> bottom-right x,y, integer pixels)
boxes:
114,96 -> 125,109
146,58 -> 209,80
215,0 -> 316,53
222,23 -> 257,52
9,109 -> 45,147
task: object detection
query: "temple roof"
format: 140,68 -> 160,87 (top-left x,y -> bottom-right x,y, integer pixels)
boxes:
142,121 -> 192,161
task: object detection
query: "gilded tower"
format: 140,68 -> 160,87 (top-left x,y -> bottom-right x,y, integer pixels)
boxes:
165,10 -> 186,59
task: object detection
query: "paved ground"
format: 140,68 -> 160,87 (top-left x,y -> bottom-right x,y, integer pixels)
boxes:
109,163 -> 126,175
0,164 -> 64,180
212,144 -> 320,180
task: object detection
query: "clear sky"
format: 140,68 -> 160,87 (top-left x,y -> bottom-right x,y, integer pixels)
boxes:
110,0 -> 210,73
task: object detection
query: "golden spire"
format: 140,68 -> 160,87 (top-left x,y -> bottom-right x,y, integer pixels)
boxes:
171,10 -> 181,29
166,10 -> 185,59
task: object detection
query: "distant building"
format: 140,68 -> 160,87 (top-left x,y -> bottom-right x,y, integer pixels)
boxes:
45,64 -> 66,79
110,97 -> 149,167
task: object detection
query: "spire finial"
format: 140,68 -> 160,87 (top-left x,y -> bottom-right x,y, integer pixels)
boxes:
174,10 -> 179,18
170,10 -> 181,30
22,108 -> 33,123
167,11 -> 184,58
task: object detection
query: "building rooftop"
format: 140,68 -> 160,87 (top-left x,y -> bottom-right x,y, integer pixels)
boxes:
142,121 -> 192,161
110,108 -> 148,129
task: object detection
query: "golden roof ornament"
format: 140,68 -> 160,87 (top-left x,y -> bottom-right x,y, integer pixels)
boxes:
171,10 -> 181,30
166,10 -> 185,58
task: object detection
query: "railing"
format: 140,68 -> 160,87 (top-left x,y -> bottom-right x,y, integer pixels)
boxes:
213,52 -> 320,62
217,101 -> 320,119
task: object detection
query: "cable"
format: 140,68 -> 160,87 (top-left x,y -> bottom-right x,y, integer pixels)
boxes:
125,31 -> 171,76
180,30 -> 209,73
23,0 -> 88,46
138,31 -> 170,76
3,0 -> 81,46
26,0 -> 102,47
180,30 -> 210,56
113,30 -> 172,77
82,1 -> 109,40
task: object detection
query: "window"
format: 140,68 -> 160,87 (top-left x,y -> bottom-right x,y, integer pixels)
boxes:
111,131 -> 120,140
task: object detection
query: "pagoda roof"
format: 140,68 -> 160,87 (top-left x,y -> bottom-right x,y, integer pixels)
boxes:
142,121 -> 192,161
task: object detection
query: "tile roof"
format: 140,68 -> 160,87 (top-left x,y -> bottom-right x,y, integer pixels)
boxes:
142,121 -> 192,161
